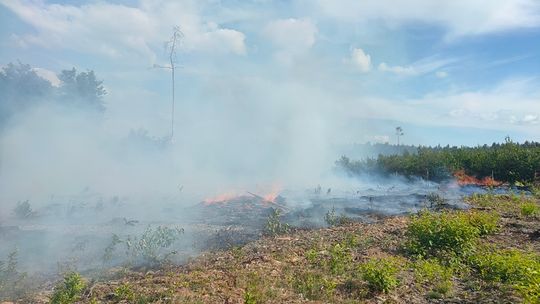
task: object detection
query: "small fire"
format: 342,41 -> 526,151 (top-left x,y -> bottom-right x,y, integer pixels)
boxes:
262,184 -> 282,202
202,183 -> 283,205
454,170 -> 503,187
203,191 -> 241,205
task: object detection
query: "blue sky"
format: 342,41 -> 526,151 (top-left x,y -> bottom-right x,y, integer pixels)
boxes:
1,0 -> 540,146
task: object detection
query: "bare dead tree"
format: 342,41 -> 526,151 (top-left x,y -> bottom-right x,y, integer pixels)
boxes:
153,26 -> 183,141
395,126 -> 404,146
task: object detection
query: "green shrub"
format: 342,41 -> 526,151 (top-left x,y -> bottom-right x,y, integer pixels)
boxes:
13,200 -> 34,219
469,247 -> 540,303
426,192 -> 447,208
324,207 -> 353,227
103,225 -> 184,267
50,272 -> 86,304
327,243 -> 352,275
359,257 -> 401,293
467,211 -> 499,235
305,249 -> 319,265
264,208 -> 290,236
292,271 -> 336,300
406,211 -> 480,256
114,283 -> 135,302
0,249 -> 28,300
414,259 -> 453,296
520,202 -> 539,217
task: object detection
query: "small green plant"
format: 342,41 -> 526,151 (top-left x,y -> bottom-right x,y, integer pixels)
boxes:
467,211 -> 499,235
359,257 -> 401,293
326,243 -> 352,275
13,200 -> 34,219
0,249 -> 28,300
240,272 -> 275,304
264,208 -> 290,236
468,247 -> 540,303
50,272 -> 86,304
426,192 -> 447,208
244,290 -> 257,304
103,225 -> 184,267
292,271 -> 336,300
414,259 -> 453,296
520,202 -> 539,217
406,210 -> 481,256
305,248 -> 319,265
114,283 -> 135,302
324,207 -> 352,227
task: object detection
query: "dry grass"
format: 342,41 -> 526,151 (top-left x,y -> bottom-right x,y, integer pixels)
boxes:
24,193 -> 540,303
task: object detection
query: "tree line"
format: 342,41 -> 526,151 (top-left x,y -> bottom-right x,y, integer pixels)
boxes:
0,61 -> 106,128
336,138 -> 540,184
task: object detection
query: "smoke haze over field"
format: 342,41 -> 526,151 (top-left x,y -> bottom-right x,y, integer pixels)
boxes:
1,1 -> 540,289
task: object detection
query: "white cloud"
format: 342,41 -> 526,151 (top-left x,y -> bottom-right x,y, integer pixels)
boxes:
349,48 -> 371,72
33,67 -> 61,87
338,78 -> 540,134
378,62 -> 415,75
436,71 -> 448,78
309,0 -> 540,38
263,18 -> 317,50
378,56 -> 456,76
0,0 -> 247,59
263,18 -> 317,64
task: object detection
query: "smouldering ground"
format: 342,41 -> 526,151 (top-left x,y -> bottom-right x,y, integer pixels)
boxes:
23,193 -> 540,303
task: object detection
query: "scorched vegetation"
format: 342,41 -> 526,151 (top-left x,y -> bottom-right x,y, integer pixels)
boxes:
20,192 -> 539,303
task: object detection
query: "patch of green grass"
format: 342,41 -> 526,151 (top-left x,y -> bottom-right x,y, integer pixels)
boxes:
467,211 -> 500,235
327,243 -> 352,275
50,272 -> 86,304
469,247 -> 540,303
324,207 -> 353,227
359,257 -> 402,293
520,202 -> 539,217
103,225 -> 184,267
114,283 -> 135,302
414,258 -> 453,296
0,249 -> 28,300
406,211 -> 481,256
305,248 -> 319,265
292,271 -> 336,300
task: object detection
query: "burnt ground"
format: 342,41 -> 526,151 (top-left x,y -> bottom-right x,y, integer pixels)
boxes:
20,193 -> 539,304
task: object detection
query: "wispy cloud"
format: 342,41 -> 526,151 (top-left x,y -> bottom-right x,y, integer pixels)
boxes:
309,0 -> 540,38
378,56 -> 458,77
0,0 -> 247,60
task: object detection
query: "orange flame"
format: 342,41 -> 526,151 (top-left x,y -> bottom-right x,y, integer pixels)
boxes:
203,191 -> 241,205
203,184 -> 283,205
453,170 -> 503,187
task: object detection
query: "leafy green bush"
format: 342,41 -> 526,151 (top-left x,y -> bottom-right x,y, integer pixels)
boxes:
426,192 -> 447,208
327,243 -> 352,275
324,207 -> 353,227
0,249 -> 28,300
114,283 -> 135,302
359,257 -> 402,293
468,247 -> 540,303
414,259 -> 453,296
292,271 -> 336,300
466,211 -> 499,235
520,202 -> 539,217
50,272 -> 86,304
406,211 -> 480,256
264,208 -> 290,236
13,200 -> 34,219
103,225 -> 184,267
